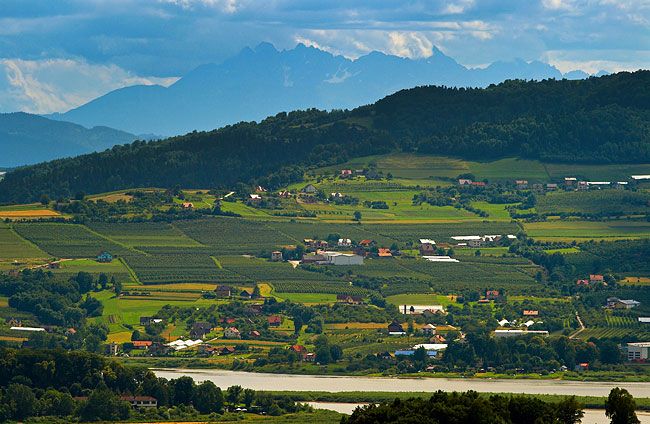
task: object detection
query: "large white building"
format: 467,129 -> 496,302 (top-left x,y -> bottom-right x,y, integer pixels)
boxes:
627,342 -> 650,361
322,251 -> 364,265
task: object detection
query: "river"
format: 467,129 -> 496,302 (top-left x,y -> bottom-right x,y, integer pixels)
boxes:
304,402 -> 650,424
153,368 -> 650,398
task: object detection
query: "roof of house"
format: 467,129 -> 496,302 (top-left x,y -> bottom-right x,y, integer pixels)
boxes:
590,274 -> 604,280
378,248 -> 392,257
359,239 -> 373,245
268,315 -> 282,323
419,238 -> 436,244
227,327 -> 240,333
133,340 -> 153,347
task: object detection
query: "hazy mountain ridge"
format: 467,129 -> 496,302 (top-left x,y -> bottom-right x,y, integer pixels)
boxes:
3,71 -> 647,203
52,43 -> 603,135
0,112 -> 137,167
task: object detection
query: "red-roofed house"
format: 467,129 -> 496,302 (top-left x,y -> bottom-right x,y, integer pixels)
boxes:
268,315 -> 282,327
378,248 -> 393,258
132,340 -> 153,349
486,290 -> 500,300
590,274 -> 604,284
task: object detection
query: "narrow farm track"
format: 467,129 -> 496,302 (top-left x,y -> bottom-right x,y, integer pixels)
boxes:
569,313 -> 586,339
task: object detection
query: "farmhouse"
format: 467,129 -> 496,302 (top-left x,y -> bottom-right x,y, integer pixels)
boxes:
304,239 -> 328,249
589,274 -> 604,284
639,318 -> 650,324
340,169 -> 353,178
421,324 -> 436,335
515,180 -> 528,189
215,285 -> 233,298
224,327 -> 241,339
564,177 -> 577,186
606,297 -> 640,309
485,290 -> 501,300
249,194 -> 261,201
546,183 -> 558,190
336,294 -> 364,305
377,248 -> 393,258
181,202 -> 194,209
323,251 -> 364,265
240,289 -> 252,299
270,251 -> 283,262
388,321 -> 406,335
268,315 -> 282,327
358,239 -> 374,247
255,186 -> 267,193
576,279 -> 589,286
249,330 -> 261,338
301,184 -> 317,194
132,340 -> 153,349
337,238 -> 352,247
523,310 -> 539,317
139,316 -> 163,326
301,253 -> 326,264
96,251 -> 113,263
419,239 -> 436,255
115,396 -> 158,408
626,342 -> 650,361
458,179 -> 473,185
190,322 -> 212,338
278,190 -> 292,198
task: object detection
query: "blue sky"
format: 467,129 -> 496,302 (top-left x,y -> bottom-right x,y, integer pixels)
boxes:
1,0 -> 648,113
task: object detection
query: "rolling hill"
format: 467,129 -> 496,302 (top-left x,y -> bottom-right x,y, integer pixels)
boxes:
0,112 -> 137,167
1,71 -> 648,203
50,43 -> 600,136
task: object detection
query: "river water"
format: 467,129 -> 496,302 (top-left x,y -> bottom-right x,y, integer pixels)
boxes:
304,402 -> 650,424
153,368 -> 650,398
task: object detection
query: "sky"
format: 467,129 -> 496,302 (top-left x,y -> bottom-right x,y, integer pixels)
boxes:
1,0 -> 648,114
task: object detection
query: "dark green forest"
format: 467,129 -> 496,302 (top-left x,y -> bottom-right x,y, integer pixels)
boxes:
1,71 -> 648,203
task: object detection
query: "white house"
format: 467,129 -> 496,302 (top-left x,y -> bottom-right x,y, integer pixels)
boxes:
337,238 -> 352,247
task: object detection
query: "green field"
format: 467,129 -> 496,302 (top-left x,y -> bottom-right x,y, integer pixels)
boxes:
0,226 -> 48,259
88,222 -> 204,248
386,293 -> 457,306
91,290 -> 217,333
51,258 -> 133,281
524,220 -> 650,241
535,190 -> 650,215
317,153 -> 650,183
273,292 -> 338,303
13,223 -> 132,258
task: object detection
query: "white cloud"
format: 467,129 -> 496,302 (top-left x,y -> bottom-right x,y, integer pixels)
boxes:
161,0 -> 238,13
543,49 -> 650,73
0,58 -> 178,114
541,0 -> 577,11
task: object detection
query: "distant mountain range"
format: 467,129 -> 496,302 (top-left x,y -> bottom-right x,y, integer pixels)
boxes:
4,71 -> 647,203
50,43 -> 607,136
0,112 -> 137,167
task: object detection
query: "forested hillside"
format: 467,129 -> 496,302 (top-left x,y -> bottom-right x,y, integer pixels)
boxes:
1,71 -> 648,203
